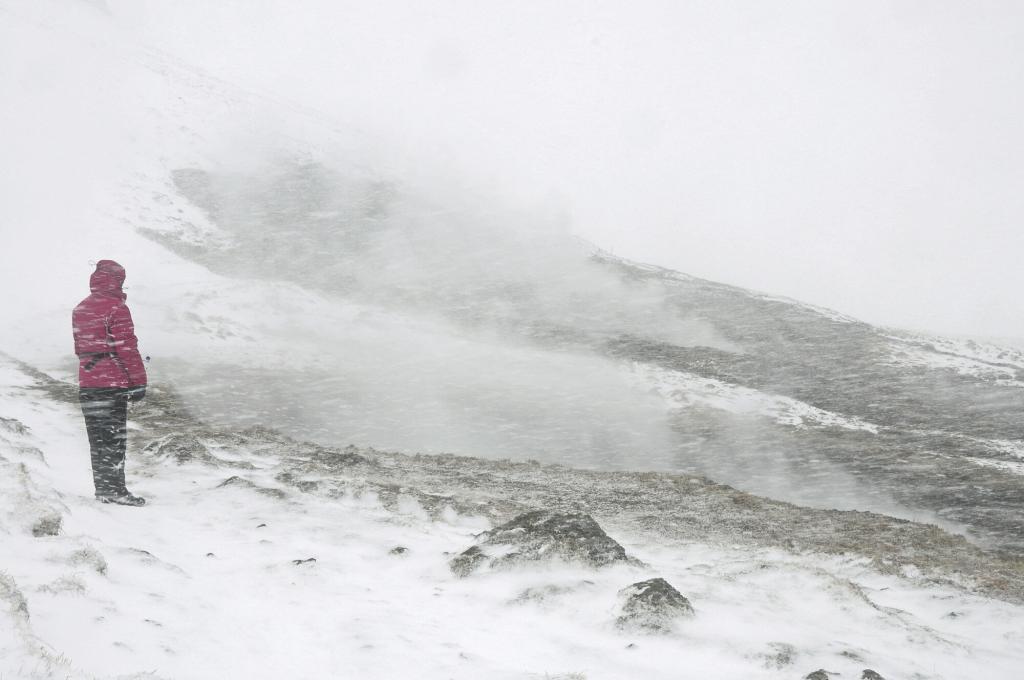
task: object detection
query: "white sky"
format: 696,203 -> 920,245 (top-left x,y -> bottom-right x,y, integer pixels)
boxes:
114,0 -> 1024,338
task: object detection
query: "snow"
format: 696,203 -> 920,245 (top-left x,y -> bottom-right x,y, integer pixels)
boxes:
884,333 -> 1024,387
752,295 -> 860,325
635,364 -> 881,434
965,457 -> 1024,476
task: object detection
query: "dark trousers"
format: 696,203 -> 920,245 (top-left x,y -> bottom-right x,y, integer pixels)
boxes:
79,387 -> 130,497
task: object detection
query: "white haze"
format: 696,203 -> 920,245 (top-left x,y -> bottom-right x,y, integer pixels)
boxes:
0,0 -> 985,523
104,0 -> 1024,339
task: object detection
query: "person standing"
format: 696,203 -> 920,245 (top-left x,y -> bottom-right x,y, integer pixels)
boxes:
72,260 -> 148,506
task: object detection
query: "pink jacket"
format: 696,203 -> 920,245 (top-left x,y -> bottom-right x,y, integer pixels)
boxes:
72,260 -> 148,389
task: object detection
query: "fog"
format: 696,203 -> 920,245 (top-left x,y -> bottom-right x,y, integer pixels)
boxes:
160,152 -> 725,469
168,154 -> 739,349
2,0 -> 1016,541
108,0 -> 1024,339
152,153 -> 955,530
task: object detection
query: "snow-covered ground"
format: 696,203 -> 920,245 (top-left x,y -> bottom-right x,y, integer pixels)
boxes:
4,356 -> 1024,680
635,364 -> 881,434
884,332 -> 1024,388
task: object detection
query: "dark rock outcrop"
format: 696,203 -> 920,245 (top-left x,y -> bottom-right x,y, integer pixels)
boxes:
31,512 -> 61,537
449,510 -> 636,577
861,671 -> 885,680
615,577 -> 693,633
805,671 -> 834,680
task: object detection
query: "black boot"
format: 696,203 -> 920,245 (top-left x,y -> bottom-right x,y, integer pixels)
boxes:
97,492 -> 146,507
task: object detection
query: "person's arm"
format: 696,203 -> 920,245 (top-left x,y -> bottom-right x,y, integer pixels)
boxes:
109,304 -> 148,391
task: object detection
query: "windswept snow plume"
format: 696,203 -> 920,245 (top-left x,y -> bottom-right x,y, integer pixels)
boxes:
165,156 -> 731,350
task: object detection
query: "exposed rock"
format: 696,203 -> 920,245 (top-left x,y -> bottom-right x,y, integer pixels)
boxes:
615,578 -> 693,633
121,548 -> 188,576
805,670 -> 835,680
292,558 -> 316,566
38,575 -> 86,595
239,424 -> 288,443
309,444 -> 370,469
277,472 -> 322,493
511,581 -> 594,605
68,546 -> 108,575
760,642 -> 796,669
217,475 -> 256,489
0,573 -> 29,620
0,417 -> 30,436
13,445 -> 45,463
389,546 -> 409,556
451,545 -> 487,577
449,510 -> 636,577
145,433 -> 216,465
217,476 -> 286,499
861,671 -> 885,680
31,512 -> 62,537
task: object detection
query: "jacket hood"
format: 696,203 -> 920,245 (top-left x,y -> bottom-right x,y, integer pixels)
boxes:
90,260 -> 127,299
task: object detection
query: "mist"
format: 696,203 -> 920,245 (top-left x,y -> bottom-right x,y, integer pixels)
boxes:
154,150 -> 727,471
105,0 -> 1024,339
148,150 -> 946,529
2,0 -> 1018,544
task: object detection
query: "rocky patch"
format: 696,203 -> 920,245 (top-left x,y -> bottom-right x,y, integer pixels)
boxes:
38,575 -> 87,595
67,546 -> 108,575
216,475 -> 286,499
449,510 -> 636,577
805,670 -> 835,680
145,433 -> 233,466
510,581 -> 595,605
614,577 -> 693,633
0,573 -> 29,620
0,416 -> 30,437
1,459 -> 64,538
759,641 -> 796,669
31,512 -> 62,537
